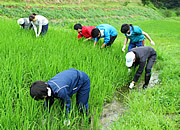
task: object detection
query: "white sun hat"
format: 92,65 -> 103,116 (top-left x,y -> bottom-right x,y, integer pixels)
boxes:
17,18 -> 24,25
125,51 -> 135,67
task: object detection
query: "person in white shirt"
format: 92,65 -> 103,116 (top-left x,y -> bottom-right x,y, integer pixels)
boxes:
17,18 -> 32,29
29,13 -> 49,37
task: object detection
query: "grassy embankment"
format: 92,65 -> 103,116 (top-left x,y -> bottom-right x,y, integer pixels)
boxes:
0,0 -> 163,28
0,1 -> 179,129
111,20 -> 180,129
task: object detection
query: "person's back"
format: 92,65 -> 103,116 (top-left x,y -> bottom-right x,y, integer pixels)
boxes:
126,46 -> 157,89
29,14 -> 49,37
92,24 -> 118,48
125,25 -> 145,43
82,26 -> 96,38
130,46 -> 156,62
32,15 -> 49,26
17,18 -> 32,29
96,24 -> 117,36
47,68 -> 89,96
23,18 -> 32,29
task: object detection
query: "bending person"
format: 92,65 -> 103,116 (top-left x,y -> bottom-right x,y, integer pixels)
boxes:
121,24 -> 155,52
30,68 -> 90,125
74,23 -> 95,41
91,24 -> 117,49
29,13 -> 49,37
17,18 -> 32,29
125,46 -> 157,89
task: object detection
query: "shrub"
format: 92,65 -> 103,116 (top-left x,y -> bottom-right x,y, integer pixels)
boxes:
123,1 -> 130,6
141,0 -> 150,6
175,10 -> 180,16
163,10 -> 172,17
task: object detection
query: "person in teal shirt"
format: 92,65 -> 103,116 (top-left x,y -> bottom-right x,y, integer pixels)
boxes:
121,24 -> 155,52
91,24 -> 118,49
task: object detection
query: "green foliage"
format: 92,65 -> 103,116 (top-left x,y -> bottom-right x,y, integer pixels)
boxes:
0,2 -> 179,129
175,10 -> 180,16
0,18 -> 129,129
150,0 -> 180,9
141,0 -> 150,6
110,20 -> 180,129
163,10 -> 172,17
0,5 -> 164,28
123,1 -> 130,6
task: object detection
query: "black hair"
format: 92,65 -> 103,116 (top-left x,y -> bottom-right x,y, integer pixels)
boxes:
30,81 -> 48,100
129,24 -> 133,30
91,28 -> 100,38
32,13 -> 37,15
121,24 -> 134,33
29,13 -> 37,21
121,24 -> 129,33
74,23 -> 82,30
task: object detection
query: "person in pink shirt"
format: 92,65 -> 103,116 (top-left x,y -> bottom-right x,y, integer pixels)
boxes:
74,23 -> 95,41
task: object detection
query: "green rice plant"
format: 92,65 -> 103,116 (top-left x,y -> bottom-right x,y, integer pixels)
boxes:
0,18 -> 129,129
0,3 -> 179,129
109,20 -> 180,129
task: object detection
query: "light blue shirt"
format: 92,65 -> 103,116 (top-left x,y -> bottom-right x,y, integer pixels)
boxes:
95,24 -> 117,44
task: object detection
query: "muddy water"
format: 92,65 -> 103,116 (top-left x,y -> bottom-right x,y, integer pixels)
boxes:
99,85 -> 128,129
99,71 -> 160,129
137,71 -> 160,90
99,99 -> 126,129
148,71 -> 159,87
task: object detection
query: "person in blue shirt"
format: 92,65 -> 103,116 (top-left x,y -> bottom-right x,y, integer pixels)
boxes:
30,68 -> 90,125
121,24 -> 155,52
91,24 -> 118,49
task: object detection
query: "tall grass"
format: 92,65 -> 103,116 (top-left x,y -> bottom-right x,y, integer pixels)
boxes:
0,8 -> 179,130
0,18 -> 129,129
1,0 -> 141,3
110,20 -> 180,129
0,5 -> 163,28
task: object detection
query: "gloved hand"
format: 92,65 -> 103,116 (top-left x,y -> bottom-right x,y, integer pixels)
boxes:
129,83 -> 134,89
64,119 -> 70,126
150,41 -> 155,46
122,45 -> 126,52
36,34 -> 39,37
128,68 -> 131,73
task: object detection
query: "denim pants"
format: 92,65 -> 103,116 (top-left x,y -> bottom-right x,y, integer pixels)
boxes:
41,24 -> 49,36
128,39 -> 145,52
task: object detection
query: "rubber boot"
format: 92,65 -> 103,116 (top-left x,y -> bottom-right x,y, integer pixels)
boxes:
143,74 -> 151,90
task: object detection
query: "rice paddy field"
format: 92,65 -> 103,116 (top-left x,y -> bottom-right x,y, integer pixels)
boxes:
0,0 -> 180,129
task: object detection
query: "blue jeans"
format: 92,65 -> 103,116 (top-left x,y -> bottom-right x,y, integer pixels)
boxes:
41,24 -> 49,36
128,39 -> 145,52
